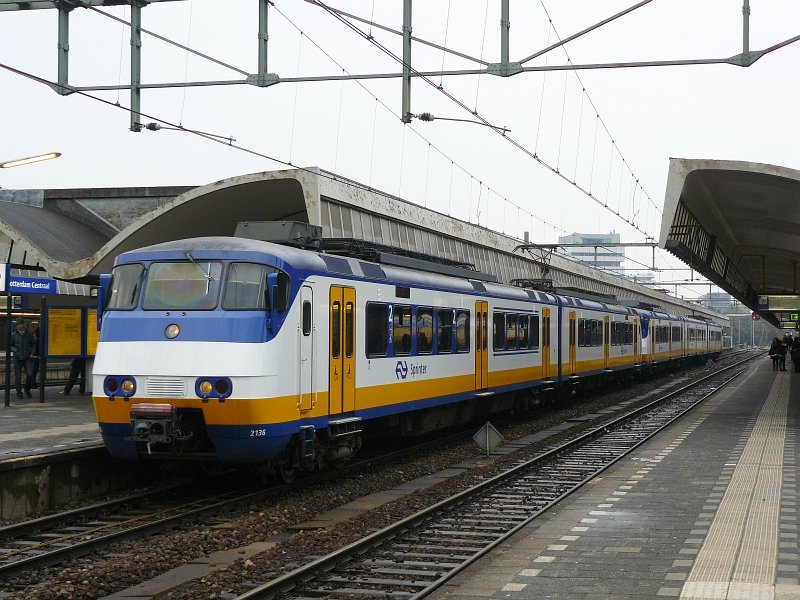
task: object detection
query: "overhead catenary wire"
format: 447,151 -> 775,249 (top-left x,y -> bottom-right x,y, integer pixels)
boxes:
3,4 -> 719,297
315,2 -> 657,240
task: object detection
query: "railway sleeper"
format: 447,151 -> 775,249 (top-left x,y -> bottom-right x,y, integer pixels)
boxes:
299,586 -> 414,598
321,576 -> 432,589
392,543 -> 485,553
362,558 -> 461,569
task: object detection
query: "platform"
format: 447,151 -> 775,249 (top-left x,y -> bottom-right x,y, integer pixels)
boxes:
431,358 -> 799,600
0,386 -> 101,459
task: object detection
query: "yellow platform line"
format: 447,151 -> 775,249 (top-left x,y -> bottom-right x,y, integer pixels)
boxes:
680,372 -> 788,600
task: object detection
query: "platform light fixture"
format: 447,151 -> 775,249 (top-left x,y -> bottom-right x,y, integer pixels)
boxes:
0,152 -> 61,169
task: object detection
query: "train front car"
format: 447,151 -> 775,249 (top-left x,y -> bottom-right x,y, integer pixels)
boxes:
92,237 -> 313,466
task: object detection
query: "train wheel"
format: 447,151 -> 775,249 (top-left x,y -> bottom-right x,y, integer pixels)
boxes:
277,463 -> 297,484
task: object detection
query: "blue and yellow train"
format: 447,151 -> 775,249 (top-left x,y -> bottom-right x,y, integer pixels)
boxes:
92,234 -> 722,478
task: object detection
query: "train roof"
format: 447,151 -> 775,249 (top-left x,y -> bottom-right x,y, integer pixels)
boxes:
115,237 -> 721,325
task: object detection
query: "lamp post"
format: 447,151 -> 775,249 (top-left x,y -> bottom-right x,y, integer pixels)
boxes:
0,152 -> 61,169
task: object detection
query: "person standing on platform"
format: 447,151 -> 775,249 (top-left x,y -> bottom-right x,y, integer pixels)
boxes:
769,337 -> 781,371
778,337 -> 788,371
9,318 -> 35,399
29,325 -> 40,389
791,338 -> 800,373
60,357 -> 86,396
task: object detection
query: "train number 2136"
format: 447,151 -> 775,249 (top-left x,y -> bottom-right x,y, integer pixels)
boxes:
250,429 -> 267,437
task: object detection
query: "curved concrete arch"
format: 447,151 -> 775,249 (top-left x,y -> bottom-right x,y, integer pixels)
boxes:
1,168 -> 316,283
82,168 -> 315,280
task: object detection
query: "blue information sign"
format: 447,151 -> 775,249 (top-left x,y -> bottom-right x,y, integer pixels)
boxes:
6,275 -> 57,295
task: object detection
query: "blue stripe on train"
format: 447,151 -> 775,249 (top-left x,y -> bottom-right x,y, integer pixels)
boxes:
100,311 -> 270,343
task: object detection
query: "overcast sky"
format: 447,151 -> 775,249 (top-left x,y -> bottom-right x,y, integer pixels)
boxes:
1,1 -> 798,300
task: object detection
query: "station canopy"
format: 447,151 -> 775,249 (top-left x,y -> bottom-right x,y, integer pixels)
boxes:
660,158 -> 800,328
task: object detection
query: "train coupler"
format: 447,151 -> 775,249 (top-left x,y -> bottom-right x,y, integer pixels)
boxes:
127,403 -> 177,454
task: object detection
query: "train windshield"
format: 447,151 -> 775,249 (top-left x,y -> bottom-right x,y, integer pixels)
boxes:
108,263 -> 145,309
141,261 -> 223,310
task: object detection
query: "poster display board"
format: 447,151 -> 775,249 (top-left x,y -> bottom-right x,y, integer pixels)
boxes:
86,309 -> 99,356
45,306 -> 98,357
47,308 -> 82,356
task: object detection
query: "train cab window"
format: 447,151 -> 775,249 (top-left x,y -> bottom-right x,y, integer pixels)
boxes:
455,310 -> 470,352
519,315 -> 530,349
438,309 -> 454,353
142,261 -> 223,310
366,303 -> 389,357
393,305 -> 412,355
108,263 -> 144,310
302,301 -> 312,336
416,307 -> 433,354
223,262 -> 268,310
506,314 -> 518,350
493,313 -> 505,351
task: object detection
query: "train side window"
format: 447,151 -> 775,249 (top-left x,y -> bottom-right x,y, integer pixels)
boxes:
393,305 -> 412,355
519,315 -> 530,349
438,309 -> 453,353
530,315 -> 540,349
455,310 -> 470,352
223,262 -> 268,310
302,301 -> 312,336
416,307 -> 433,354
345,302 -> 354,358
578,318 -> 586,347
108,263 -> 144,310
366,303 -> 388,357
506,314 -> 518,350
493,313 -> 505,351
331,301 -> 341,359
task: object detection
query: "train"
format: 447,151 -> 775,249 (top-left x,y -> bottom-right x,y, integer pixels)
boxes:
92,230 -> 723,479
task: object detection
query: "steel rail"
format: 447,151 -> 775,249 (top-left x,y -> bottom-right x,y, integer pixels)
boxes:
234,355 -> 755,599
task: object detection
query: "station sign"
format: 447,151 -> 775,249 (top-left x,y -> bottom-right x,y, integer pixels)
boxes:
758,295 -> 800,311
791,313 -> 800,322
6,274 -> 57,295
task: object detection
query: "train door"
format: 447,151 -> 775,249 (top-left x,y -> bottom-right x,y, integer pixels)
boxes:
568,311 -> 577,375
329,286 -> 356,414
542,307 -> 551,379
604,315 -> 610,369
475,301 -> 489,390
633,317 -> 641,364
299,286 -> 314,411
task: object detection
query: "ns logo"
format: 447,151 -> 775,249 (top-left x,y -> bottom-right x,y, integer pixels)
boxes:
395,361 -> 409,380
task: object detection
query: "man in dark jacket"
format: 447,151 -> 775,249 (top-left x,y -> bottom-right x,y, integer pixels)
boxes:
10,318 -> 35,398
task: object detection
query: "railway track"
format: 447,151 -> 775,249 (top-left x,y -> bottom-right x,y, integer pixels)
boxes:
0,418 -> 492,580
0,351 -> 755,592
234,358 -> 752,600
0,479 -> 273,578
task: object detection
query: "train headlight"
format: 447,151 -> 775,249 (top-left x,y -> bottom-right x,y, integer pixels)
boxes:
165,324 -> 180,339
104,375 -> 136,399
195,377 -> 233,401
